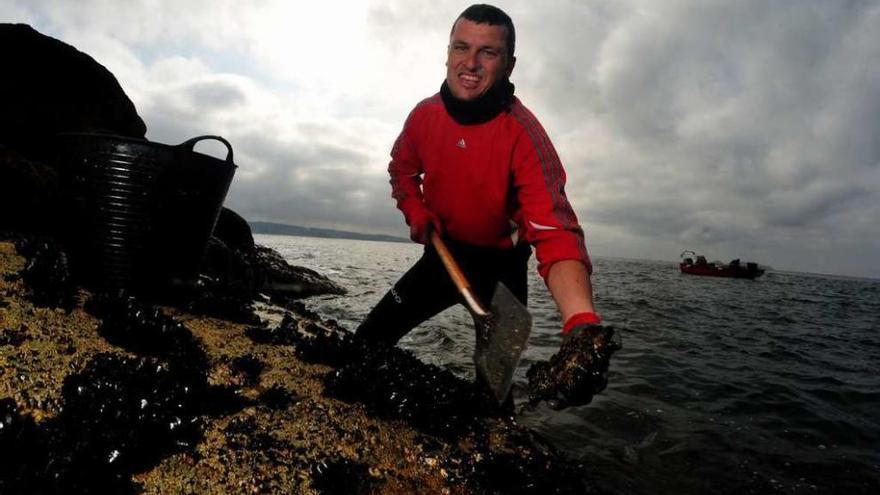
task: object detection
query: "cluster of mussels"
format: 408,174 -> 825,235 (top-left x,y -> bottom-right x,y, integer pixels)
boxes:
246,310 -> 598,494
0,294 -> 252,494
448,431 -> 597,495
176,276 -> 261,325
527,324 -> 621,410
324,343 -> 500,436
310,458 -> 380,495
88,292 -> 209,368
11,233 -> 260,324
254,312 -> 503,438
14,237 -> 77,310
0,323 -> 28,346
246,313 -> 306,349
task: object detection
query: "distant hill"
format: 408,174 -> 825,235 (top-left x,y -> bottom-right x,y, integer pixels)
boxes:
249,221 -> 409,244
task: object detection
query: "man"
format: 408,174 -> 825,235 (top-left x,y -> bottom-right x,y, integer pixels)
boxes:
357,4 -> 610,408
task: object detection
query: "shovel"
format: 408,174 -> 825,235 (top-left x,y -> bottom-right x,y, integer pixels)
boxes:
430,232 -> 532,404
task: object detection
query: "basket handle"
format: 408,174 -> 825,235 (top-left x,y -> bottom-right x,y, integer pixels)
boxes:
178,135 -> 234,164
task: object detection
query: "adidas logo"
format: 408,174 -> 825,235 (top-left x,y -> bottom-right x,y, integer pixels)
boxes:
456,138 -> 466,149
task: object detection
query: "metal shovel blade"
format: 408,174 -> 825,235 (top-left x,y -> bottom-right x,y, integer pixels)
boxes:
473,282 -> 532,404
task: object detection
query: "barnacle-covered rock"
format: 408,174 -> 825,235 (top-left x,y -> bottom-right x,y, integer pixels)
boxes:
1,237 -> 603,494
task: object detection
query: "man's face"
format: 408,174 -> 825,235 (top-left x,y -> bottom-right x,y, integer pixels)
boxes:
446,18 -> 515,101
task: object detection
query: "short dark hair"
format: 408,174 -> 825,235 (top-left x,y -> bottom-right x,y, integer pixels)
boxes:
454,4 -> 516,59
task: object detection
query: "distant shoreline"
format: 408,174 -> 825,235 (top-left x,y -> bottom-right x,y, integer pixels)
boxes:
249,221 -> 409,244
248,224 -> 880,281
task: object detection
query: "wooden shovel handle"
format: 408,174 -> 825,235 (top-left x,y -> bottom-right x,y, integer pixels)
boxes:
430,232 -> 489,316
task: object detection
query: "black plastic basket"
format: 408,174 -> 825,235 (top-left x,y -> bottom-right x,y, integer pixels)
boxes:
55,133 -> 237,291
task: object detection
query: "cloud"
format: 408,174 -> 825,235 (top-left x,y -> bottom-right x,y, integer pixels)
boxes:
558,0 -> 880,276
6,0 -> 880,277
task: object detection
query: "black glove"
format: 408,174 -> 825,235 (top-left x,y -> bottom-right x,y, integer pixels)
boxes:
527,318 -> 621,410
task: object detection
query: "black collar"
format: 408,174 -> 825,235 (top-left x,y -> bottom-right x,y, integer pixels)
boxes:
440,79 -> 515,125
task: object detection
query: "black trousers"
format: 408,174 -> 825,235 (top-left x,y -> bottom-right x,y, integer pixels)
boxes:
356,239 -> 532,346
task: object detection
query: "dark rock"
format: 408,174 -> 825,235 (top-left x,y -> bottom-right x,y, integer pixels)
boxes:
0,146 -> 63,235
198,208 -> 260,296
200,234 -> 346,307
213,208 -> 256,257
256,245 -> 347,299
200,236 -> 261,296
0,23 -> 146,248
0,23 -> 147,253
0,23 -> 146,164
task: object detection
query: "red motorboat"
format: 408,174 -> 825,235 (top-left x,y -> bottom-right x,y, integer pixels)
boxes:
679,251 -> 765,279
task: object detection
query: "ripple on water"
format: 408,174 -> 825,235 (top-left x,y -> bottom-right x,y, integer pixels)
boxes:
254,236 -> 880,495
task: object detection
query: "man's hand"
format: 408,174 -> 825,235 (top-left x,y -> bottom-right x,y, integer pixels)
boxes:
527,313 -> 621,410
407,208 -> 442,244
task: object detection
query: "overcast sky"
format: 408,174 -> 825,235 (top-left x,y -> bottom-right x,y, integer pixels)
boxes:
5,0 -> 879,278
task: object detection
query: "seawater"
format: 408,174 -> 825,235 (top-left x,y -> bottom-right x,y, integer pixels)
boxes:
256,234 -> 880,494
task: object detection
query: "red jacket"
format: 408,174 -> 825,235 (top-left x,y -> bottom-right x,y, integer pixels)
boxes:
389,93 -> 591,281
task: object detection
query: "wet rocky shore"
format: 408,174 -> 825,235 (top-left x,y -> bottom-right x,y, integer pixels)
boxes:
0,23 -> 605,494
0,238 -> 601,494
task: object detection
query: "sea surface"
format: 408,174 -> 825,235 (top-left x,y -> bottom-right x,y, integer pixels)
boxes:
256,234 -> 880,494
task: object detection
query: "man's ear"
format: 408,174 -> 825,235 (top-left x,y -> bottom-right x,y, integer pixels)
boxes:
506,56 -> 517,77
